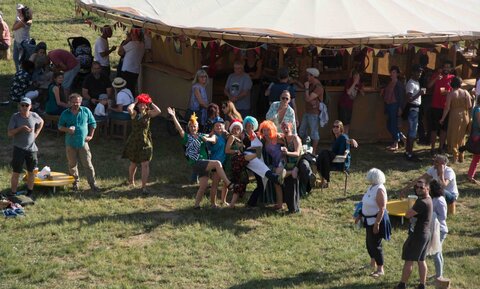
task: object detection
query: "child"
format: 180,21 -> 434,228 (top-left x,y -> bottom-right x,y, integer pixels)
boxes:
94,93 -> 108,121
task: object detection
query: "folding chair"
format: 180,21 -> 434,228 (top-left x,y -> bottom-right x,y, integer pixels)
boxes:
331,149 -> 350,195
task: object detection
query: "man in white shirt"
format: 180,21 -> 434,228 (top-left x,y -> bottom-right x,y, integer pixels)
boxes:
401,154 -> 459,204
94,25 -> 116,77
118,28 -> 145,95
404,64 -> 426,161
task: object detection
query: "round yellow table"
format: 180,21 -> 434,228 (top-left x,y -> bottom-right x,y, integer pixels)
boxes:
386,199 -> 409,224
24,172 -> 75,193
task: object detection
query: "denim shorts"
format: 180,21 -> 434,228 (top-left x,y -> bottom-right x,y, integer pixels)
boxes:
299,113 -> 320,140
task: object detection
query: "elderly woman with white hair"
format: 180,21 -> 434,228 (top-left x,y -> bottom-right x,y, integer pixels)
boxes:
359,168 -> 390,278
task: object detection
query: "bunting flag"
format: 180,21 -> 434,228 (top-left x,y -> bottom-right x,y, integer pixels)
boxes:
339,49 -> 345,56
160,35 -> 166,42
414,46 -> 420,53
196,39 -> 202,48
296,46 -> 303,54
282,47 -> 289,54
189,38 -> 196,46
389,48 -> 396,55
220,40 -> 226,46
373,48 -> 380,56
255,47 -> 261,55
316,46 -> 323,54
233,47 -> 240,54
435,45 -> 442,53
261,43 -> 268,50
346,47 -> 353,55
202,41 -> 209,48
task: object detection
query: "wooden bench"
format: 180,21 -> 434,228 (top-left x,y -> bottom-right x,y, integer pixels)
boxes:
109,119 -> 129,140
93,119 -> 109,139
42,114 -> 60,135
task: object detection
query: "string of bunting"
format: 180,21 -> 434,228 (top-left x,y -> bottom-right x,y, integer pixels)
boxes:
77,6 -> 456,56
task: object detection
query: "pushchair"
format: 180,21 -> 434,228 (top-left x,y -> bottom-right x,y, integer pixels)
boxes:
67,36 -> 93,88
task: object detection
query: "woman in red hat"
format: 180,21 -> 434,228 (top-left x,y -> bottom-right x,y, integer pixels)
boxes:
122,93 -> 161,193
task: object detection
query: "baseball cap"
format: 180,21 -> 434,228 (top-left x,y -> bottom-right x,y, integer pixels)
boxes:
20,97 -> 31,105
306,67 -> 320,77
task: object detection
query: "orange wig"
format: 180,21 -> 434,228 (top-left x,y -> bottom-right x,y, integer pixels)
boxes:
258,120 -> 278,143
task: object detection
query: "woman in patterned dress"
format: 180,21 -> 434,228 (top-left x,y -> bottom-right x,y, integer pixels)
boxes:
122,94 -> 161,193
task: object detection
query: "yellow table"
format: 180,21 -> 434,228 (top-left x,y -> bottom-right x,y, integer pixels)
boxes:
24,172 -> 75,193
386,199 -> 409,224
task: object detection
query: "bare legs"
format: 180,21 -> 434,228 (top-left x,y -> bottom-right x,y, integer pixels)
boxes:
194,160 -> 232,208
128,161 -> 150,191
398,260 -> 427,287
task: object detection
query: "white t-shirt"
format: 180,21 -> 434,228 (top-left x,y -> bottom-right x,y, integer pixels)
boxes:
406,79 -> 421,106
122,41 -> 145,74
361,184 -> 387,225
94,103 -> 106,117
427,166 -> 459,198
94,36 -> 109,67
116,88 -> 134,106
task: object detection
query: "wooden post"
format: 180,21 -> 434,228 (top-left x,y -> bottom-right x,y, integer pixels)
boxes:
278,47 -> 284,69
372,56 -> 379,89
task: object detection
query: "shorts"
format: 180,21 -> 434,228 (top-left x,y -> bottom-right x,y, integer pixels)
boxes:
11,146 -> 38,173
429,108 -> 448,132
338,107 -> 352,125
192,160 -> 210,178
299,113 -> 320,141
402,233 -> 430,261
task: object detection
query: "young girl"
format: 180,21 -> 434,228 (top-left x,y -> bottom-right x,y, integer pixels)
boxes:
207,117 -> 229,207
221,100 -> 242,129
122,94 -> 161,193
45,71 -> 68,115
168,107 -> 235,209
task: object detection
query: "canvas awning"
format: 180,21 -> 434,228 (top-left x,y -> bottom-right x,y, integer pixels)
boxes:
77,0 -> 480,45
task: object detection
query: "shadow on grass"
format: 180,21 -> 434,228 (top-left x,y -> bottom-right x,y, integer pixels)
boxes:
444,247 -> 480,258
228,269 -> 390,289
20,205 -> 280,236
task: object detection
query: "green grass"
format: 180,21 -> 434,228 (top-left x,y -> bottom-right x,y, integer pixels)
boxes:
1,1 -> 480,289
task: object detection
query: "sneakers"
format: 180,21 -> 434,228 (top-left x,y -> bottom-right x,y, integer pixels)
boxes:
72,182 -> 79,191
90,185 -> 100,193
8,194 -> 34,206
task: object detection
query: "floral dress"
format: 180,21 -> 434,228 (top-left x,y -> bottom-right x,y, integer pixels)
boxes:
122,113 -> 153,163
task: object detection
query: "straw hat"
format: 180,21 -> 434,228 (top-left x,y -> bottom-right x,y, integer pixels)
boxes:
112,77 -> 127,88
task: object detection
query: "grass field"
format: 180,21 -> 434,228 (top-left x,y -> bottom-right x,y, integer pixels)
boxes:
0,1 -> 479,289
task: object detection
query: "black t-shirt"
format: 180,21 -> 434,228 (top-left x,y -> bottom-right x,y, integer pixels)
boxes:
409,196 -> 433,236
82,73 -> 112,100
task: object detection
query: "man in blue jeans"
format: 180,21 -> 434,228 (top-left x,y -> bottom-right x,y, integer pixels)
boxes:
404,64 -> 426,161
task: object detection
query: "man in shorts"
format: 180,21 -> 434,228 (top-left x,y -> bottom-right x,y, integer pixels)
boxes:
7,97 -> 44,205
299,68 -> 324,155
394,178 -> 433,289
427,60 -> 454,155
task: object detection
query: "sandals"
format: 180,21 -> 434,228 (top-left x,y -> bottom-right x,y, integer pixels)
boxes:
468,178 -> 480,185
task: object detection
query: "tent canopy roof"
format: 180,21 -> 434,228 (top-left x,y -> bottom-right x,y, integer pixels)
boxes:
77,0 -> 480,45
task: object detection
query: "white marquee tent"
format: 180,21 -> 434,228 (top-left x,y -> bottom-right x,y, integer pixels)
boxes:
77,0 -> 480,45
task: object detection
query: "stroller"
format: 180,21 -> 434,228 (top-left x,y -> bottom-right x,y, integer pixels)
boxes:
67,36 -> 93,88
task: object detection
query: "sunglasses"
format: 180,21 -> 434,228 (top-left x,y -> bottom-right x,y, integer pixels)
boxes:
20,104 -> 30,107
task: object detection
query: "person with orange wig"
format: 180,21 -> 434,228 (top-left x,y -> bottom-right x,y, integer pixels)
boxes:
122,93 -> 161,193
258,120 -> 286,210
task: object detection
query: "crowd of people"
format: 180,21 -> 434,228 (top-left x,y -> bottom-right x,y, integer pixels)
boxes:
3,5 -> 479,287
